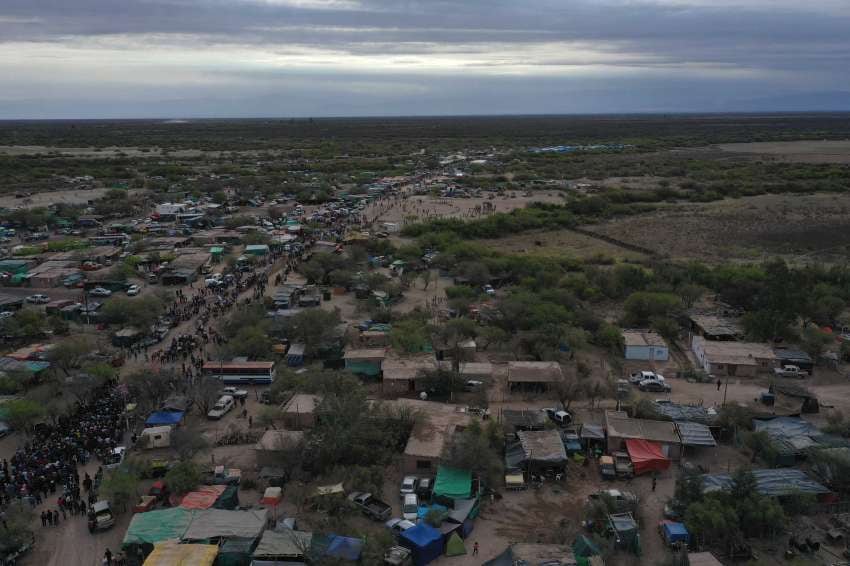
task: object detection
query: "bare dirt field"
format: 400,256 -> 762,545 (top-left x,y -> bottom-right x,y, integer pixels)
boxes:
0,145 -> 209,159
0,188 -> 145,209
368,192 -> 565,227
475,229 -> 647,262
714,140 -> 850,163
585,192 -> 850,263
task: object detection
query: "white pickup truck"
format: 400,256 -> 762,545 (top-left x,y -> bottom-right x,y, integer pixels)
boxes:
774,365 -> 808,379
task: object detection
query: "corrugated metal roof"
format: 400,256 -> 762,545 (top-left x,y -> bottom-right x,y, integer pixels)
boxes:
675,421 -> 716,447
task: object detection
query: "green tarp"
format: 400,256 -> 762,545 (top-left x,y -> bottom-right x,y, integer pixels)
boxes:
216,537 -> 255,566
345,361 -> 381,377
433,466 -> 472,500
573,535 -> 601,558
212,485 -> 240,510
122,507 -> 194,547
445,532 -> 466,556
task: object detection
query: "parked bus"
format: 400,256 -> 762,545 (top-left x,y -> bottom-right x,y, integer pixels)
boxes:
202,361 -> 275,385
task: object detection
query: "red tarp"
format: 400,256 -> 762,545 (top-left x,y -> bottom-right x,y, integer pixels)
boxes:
625,438 -> 670,476
179,485 -> 226,510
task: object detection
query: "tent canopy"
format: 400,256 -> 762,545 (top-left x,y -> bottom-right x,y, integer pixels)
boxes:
145,411 -> 184,426
625,438 -> 670,476
433,466 -> 472,500
180,485 -> 226,510
253,530 -> 313,559
660,521 -> 689,545
123,508 -> 194,547
445,532 -> 466,556
182,508 -> 267,541
400,523 -> 444,566
309,535 -> 363,562
143,541 -> 217,566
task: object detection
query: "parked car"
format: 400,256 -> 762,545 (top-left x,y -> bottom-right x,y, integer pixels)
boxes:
774,365 -> 808,379
400,476 -> 418,498
87,500 -> 115,533
613,451 -> 634,478
402,493 -> 419,522
416,477 -> 433,501
385,518 -> 416,536
348,492 -> 392,521
639,378 -> 671,392
207,395 -> 235,420
0,311 -> 14,320
589,489 -> 638,512
599,455 -> 616,480
103,446 -> 126,470
126,284 -> 141,296
463,380 -> 484,392
483,284 -> 496,296
629,370 -> 662,385
221,386 -> 248,400
543,407 -> 572,426
26,294 -> 50,304
90,287 -> 112,297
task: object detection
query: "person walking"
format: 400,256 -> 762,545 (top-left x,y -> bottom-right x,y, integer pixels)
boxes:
473,542 -> 479,556
652,476 -> 657,492
716,378 -> 722,391
104,548 -> 113,566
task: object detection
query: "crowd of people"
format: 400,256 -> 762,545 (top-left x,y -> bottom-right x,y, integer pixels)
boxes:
0,384 -> 125,528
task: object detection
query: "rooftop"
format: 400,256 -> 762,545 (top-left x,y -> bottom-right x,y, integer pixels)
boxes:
343,348 -> 386,360
605,411 -> 680,444
622,329 -> 667,348
281,393 -> 322,414
688,314 -> 743,337
382,355 -> 436,381
255,429 -> 305,452
507,361 -> 563,383
693,337 -> 777,364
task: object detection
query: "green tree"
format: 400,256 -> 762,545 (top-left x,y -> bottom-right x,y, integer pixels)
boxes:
623,292 -> 683,326
288,308 -> 342,357
2,399 -> 45,432
443,420 -> 503,487
390,317 -> 432,353
48,335 -> 97,376
100,469 -> 140,513
101,296 -> 164,330
435,318 -> 478,373
222,325 -> 273,359
165,461 -> 202,495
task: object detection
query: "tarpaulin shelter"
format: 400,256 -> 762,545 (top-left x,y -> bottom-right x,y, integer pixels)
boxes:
211,485 -> 239,510
417,503 -> 449,522
573,535 -> 601,558
433,466 -> 472,500
625,439 -> 670,476
701,468 -> 831,498
180,485 -> 226,510
216,538 -> 255,566
145,411 -> 185,426
310,535 -> 364,562
143,541 -> 217,566
659,521 -> 689,546
182,508 -> 268,541
400,523 -> 444,566
253,530 -> 312,561
122,508 -> 195,551
446,498 -> 479,537
445,532 -> 466,556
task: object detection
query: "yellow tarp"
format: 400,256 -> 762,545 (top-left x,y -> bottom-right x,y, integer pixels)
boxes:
143,541 -> 218,566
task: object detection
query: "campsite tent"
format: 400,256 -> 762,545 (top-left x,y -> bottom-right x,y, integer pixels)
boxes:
253,530 -> 313,561
310,535 -> 364,562
123,508 -> 195,550
446,498 -> 478,537
625,439 -> 670,476
214,538 -> 254,566
143,541 -> 217,566
660,521 -> 689,546
445,532 -> 466,556
182,508 -> 267,541
180,485 -> 226,510
145,411 -> 185,427
433,466 -> 472,500
212,485 -> 239,510
400,523 -> 444,566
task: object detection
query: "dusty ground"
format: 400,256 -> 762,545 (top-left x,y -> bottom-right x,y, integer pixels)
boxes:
714,140 -> 850,163
0,188 -> 144,209
585,192 -> 850,264
474,229 -> 647,262
366,192 -> 565,227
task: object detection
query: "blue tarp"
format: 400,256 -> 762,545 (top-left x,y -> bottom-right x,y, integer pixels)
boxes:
661,521 -> 689,545
145,411 -> 185,426
325,536 -> 363,561
400,523 -> 444,566
417,503 -> 448,521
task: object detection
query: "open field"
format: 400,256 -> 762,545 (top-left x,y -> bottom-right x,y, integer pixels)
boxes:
715,139 -> 850,163
475,229 -> 648,261
585,192 -> 850,263
0,187 -> 145,209
370,192 -> 565,226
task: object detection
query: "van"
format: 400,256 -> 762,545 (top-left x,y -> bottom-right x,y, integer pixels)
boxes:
402,493 -> 418,522
207,395 -> 235,420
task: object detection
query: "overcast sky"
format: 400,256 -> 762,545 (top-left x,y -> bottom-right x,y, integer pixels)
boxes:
1,0 -> 849,118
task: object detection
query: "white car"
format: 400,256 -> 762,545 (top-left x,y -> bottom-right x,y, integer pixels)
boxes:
103,446 -> 126,470
400,476 -> 418,498
402,493 -> 419,522
629,370 -> 662,385
126,284 -> 141,296
483,284 -> 496,296
90,287 -> 112,297
385,518 -> 416,535
207,395 -> 235,420
221,386 -> 248,400
0,311 -> 14,320
26,294 -> 50,304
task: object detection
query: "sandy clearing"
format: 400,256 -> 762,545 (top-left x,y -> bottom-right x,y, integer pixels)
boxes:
0,188 -> 146,209
475,229 -> 647,261
715,140 -> 850,163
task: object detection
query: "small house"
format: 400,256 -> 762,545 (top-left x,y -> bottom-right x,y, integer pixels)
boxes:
622,330 -> 669,362
245,244 -> 270,257
507,361 -> 563,391
691,336 -> 777,377
139,425 -> 172,449
605,410 -> 682,460
254,430 -> 305,468
343,348 -> 386,377
281,393 -> 322,430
